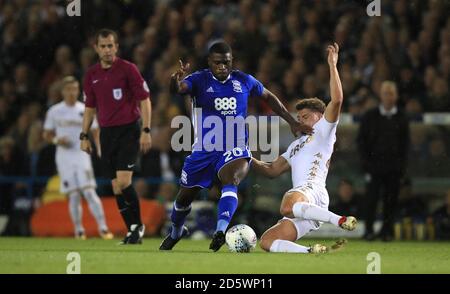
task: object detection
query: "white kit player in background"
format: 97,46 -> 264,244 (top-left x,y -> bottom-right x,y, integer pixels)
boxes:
43,76 -> 113,240
252,43 -> 357,254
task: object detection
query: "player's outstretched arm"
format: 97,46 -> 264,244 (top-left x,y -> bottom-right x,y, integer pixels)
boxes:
324,42 -> 343,123
170,59 -> 190,94
251,156 -> 290,179
259,88 -> 313,136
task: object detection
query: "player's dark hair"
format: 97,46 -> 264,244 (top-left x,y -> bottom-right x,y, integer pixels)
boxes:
208,41 -> 232,56
95,28 -> 119,44
295,98 -> 326,114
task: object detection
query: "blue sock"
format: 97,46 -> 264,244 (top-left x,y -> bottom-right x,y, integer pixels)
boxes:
216,185 -> 238,233
170,201 -> 191,239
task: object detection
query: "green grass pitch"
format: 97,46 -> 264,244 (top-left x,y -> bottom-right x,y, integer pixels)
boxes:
0,237 -> 449,274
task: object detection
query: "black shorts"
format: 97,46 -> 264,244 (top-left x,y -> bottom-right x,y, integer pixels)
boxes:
100,121 -> 140,179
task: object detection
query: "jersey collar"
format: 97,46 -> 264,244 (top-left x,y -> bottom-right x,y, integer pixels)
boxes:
379,105 -> 398,117
100,57 -> 119,71
210,70 -> 231,84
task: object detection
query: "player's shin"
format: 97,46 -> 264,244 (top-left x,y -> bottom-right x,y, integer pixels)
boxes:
292,202 -> 341,226
170,202 -> 191,239
270,239 -> 310,253
216,185 -> 238,233
83,188 -> 108,232
68,191 -> 84,234
115,194 -> 134,230
122,185 -> 142,226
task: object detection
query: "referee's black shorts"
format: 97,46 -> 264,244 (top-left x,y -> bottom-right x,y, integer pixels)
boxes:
100,121 -> 140,179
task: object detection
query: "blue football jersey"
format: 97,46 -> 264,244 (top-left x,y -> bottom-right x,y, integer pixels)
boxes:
182,69 -> 264,152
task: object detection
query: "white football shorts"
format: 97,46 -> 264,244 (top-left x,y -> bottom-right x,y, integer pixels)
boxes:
281,183 -> 330,240
56,161 -> 97,194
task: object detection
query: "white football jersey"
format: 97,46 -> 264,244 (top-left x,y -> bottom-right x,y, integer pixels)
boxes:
281,116 -> 338,188
43,101 -> 98,167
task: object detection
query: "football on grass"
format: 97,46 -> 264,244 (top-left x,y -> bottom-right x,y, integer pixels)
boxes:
225,224 -> 257,253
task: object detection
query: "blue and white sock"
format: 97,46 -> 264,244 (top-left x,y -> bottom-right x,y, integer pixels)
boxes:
170,201 -> 191,239
216,185 -> 238,233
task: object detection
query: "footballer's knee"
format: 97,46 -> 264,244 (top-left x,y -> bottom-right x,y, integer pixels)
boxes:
222,168 -> 248,186
259,234 -> 274,252
221,176 -> 240,187
279,197 -> 294,217
82,188 -> 99,201
111,180 -> 122,195
220,159 -> 248,186
115,178 -> 132,191
280,192 -> 308,217
115,171 -> 133,191
175,187 -> 198,207
279,204 -> 293,218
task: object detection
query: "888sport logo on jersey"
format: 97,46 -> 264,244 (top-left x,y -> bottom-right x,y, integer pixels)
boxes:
214,97 -> 237,115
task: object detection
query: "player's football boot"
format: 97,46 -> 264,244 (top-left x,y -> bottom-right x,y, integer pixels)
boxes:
100,229 -> 114,240
308,243 -> 329,254
118,231 -> 132,245
75,231 -> 87,240
339,216 -> 357,231
209,231 -> 226,252
159,226 -> 189,250
127,224 -> 145,244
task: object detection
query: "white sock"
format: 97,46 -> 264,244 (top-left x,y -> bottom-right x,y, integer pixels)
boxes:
292,202 -> 341,226
82,188 -> 108,232
68,191 -> 84,233
269,239 -> 310,253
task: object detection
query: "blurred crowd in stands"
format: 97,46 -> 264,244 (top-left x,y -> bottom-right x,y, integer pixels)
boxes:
0,0 -> 449,238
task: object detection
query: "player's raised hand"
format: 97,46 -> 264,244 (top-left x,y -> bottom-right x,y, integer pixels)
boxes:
172,59 -> 190,81
80,139 -> 92,154
327,42 -> 339,67
290,121 -> 313,137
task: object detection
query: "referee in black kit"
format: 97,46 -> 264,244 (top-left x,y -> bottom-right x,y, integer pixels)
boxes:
80,29 -> 152,244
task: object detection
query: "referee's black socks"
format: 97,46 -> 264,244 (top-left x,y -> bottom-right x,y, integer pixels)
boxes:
115,195 -> 134,230
122,185 -> 143,226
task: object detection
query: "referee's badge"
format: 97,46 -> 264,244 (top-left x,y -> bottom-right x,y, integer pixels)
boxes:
113,88 -> 123,100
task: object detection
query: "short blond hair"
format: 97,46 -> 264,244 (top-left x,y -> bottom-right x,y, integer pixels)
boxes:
61,76 -> 79,87
295,97 -> 326,113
